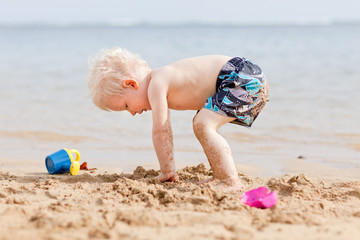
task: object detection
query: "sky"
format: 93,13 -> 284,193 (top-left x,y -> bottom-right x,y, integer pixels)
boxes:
0,0 -> 359,25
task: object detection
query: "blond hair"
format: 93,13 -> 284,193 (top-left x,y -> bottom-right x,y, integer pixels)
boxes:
88,47 -> 149,110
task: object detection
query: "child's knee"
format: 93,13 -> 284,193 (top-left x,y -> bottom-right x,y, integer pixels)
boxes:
193,113 -> 211,139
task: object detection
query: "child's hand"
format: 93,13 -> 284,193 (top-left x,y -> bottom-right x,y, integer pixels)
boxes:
156,171 -> 179,182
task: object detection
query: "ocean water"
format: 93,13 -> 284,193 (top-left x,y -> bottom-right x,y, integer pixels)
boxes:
0,24 -> 359,175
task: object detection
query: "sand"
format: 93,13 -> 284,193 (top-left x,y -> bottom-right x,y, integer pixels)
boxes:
1,164 -> 360,240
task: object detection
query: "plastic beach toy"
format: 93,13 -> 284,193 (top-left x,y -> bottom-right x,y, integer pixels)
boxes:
241,186 -> 277,208
45,148 -> 81,175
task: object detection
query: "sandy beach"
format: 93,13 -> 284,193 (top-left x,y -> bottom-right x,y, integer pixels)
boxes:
1,22 -> 360,240
1,162 -> 360,240
0,0 -> 360,236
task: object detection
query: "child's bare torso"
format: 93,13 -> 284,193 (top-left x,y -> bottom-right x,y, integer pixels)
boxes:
150,55 -> 231,110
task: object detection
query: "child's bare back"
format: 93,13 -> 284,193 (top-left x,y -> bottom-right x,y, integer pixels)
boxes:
88,48 -> 269,192
151,55 -> 231,111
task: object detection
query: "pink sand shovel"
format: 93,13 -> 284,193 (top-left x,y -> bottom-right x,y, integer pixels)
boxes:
241,186 -> 277,209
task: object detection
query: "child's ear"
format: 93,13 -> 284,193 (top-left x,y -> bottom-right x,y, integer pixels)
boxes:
122,79 -> 139,89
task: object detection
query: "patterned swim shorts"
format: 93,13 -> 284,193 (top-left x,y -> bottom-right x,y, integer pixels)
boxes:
203,57 -> 269,127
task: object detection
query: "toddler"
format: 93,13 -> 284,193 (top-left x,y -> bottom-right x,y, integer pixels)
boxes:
88,48 -> 269,191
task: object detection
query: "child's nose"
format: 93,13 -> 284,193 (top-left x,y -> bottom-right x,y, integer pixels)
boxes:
129,110 -> 136,116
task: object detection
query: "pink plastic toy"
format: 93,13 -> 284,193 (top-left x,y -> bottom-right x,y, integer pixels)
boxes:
241,186 -> 277,208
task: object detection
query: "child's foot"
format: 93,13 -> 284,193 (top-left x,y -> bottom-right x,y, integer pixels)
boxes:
196,177 -> 215,185
197,177 -> 243,192
215,179 -> 244,192
156,171 -> 179,182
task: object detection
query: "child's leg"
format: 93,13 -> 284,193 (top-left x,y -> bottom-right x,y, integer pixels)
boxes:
193,108 -> 241,188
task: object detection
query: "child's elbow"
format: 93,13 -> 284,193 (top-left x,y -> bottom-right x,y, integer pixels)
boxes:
152,123 -> 172,140
153,126 -> 168,136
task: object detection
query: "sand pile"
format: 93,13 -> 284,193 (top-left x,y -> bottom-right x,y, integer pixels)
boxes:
1,164 -> 360,240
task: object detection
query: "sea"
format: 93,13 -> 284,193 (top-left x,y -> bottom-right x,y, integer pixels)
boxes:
0,24 -> 359,176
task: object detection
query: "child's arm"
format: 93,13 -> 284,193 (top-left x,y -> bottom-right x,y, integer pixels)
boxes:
148,79 -> 178,182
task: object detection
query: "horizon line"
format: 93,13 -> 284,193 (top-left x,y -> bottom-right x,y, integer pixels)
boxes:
0,19 -> 359,28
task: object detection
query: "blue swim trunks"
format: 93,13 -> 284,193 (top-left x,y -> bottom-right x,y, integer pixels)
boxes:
203,57 -> 269,127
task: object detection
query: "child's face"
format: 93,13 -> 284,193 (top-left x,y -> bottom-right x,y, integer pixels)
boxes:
104,88 -> 150,115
